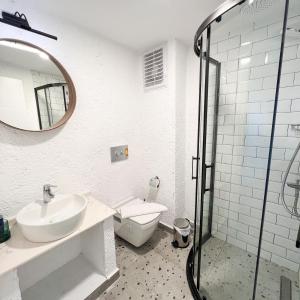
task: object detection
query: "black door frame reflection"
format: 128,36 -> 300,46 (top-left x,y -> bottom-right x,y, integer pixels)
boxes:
34,83 -> 69,130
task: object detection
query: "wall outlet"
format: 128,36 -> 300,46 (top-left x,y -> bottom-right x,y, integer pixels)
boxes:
110,145 -> 128,163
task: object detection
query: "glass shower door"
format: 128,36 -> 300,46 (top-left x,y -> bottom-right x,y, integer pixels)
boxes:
189,0 -> 290,299
193,52 -> 221,290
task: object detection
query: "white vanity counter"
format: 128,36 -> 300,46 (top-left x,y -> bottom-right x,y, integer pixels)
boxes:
0,194 -> 118,300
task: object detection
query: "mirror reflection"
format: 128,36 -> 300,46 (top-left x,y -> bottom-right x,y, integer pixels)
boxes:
0,40 -> 73,131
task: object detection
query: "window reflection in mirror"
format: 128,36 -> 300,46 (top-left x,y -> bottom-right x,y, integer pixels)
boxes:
0,40 -> 75,131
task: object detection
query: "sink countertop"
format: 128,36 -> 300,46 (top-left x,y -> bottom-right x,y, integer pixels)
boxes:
0,194 -> 115,277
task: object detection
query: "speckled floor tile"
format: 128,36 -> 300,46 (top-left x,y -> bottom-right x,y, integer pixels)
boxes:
96,227 -> 193,300
96,230 -> 300,300
198,238 -> 300,300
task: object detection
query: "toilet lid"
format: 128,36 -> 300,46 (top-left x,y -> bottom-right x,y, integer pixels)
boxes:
130,212 -> 160,225
118,198 -> 160,225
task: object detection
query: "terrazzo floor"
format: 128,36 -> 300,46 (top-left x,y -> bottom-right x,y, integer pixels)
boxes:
199,238 -> 300,300
96,228 -> 300,300
97,227 -> 193,300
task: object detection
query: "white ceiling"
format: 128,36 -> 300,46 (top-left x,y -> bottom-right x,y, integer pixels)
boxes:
18,0 -> 224,51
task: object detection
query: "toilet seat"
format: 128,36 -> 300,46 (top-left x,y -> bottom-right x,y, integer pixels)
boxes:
114,197 -> 167,247
116,198 -> 160,225
130,212 -> 160,225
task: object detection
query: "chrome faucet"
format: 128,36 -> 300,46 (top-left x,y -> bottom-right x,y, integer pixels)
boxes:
43,184 -> 56,204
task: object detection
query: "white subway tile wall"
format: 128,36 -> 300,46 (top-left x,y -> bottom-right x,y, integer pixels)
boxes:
210,15 -> 300,271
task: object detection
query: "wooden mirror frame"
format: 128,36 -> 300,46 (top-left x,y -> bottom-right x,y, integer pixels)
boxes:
0,38 -> 76,132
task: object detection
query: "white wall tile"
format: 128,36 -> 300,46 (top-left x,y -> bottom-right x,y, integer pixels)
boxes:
291,99 -> 300,111
271,255 -> 299,272
276,215 -> 299,230
237,79 -> 263,92
218,36 -> 240,52
287,249 -> 300,264
248,89 -> 276,102
282,59 -> 300,74
294,72 -> 300,86
263,74 -> 294,89
227,71 -> 238,83
236,92 -> 249,103
232,165 -> 255,176
239,54 -> 266,70
264,222 -> 289,239
274,236 -> 296,251
267,45 -> 298,63
240,196 -> 263,209
236,103 -> 260,114
279,86 -> 300,100
227,236 -> 247,250
241,27 -> 268,45
250,64 -> 278,79
233,146 -> 256,157
239,43 -> 253,58
249,226 -> 274,243
245,136 -> 270,148
262,240 -> 286,257
237,231 -> 259,247
252,37 -> 281,54
238,69 -> 251,82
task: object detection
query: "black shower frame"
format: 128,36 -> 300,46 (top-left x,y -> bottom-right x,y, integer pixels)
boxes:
34,82 -> 68,130
186,0 -> 290,299
191,51 -> 221,276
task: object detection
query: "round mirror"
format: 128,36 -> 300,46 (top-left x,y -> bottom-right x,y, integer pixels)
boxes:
0,39 -> 76,131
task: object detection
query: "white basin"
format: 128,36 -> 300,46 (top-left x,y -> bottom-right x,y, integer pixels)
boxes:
16,194 -> 88,243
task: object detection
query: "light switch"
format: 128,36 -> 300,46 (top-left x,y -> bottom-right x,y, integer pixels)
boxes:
110,145 -> 128,162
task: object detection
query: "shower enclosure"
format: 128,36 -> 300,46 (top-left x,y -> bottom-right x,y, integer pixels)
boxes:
34,83 -> 69,130
187,0 -> 300,299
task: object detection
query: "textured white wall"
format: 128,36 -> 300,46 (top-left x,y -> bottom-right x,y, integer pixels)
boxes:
138,40 -> 188,225
0,2 -> 190,227
0,1 -> 144,217
174,41 -> 188,217
138,41 -> 175,225
184,51 -> 199,221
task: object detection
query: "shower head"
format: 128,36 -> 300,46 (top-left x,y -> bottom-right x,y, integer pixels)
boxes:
240,0 -> 296,16
240,0 -> 276,16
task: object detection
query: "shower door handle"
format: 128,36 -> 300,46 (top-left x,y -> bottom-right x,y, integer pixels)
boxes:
192,156 -> 200,180
203,164 -> 213,193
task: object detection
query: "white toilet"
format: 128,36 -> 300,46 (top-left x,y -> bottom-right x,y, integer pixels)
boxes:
113,197 -> 166,247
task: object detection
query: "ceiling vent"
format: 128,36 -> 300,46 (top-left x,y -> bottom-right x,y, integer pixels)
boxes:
143,46 -> 166,89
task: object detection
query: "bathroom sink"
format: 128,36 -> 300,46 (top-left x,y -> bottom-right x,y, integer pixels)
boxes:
16,194 -> 87,243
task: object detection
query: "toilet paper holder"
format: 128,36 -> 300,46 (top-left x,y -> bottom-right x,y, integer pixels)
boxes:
149,176 -> 160,189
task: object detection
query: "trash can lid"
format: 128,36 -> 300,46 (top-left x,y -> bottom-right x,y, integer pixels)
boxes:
174,218 -> 190,229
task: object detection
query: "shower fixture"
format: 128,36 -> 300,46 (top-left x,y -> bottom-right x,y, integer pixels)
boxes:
291,124 -> 300,131
286,27 -> 300,39
287,27 -> 300,33
240,0 -> 277,15
281,125 -> 300,219
281,125 -> 300,248
240,0 -> 296,15
0,11 -> 57,40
